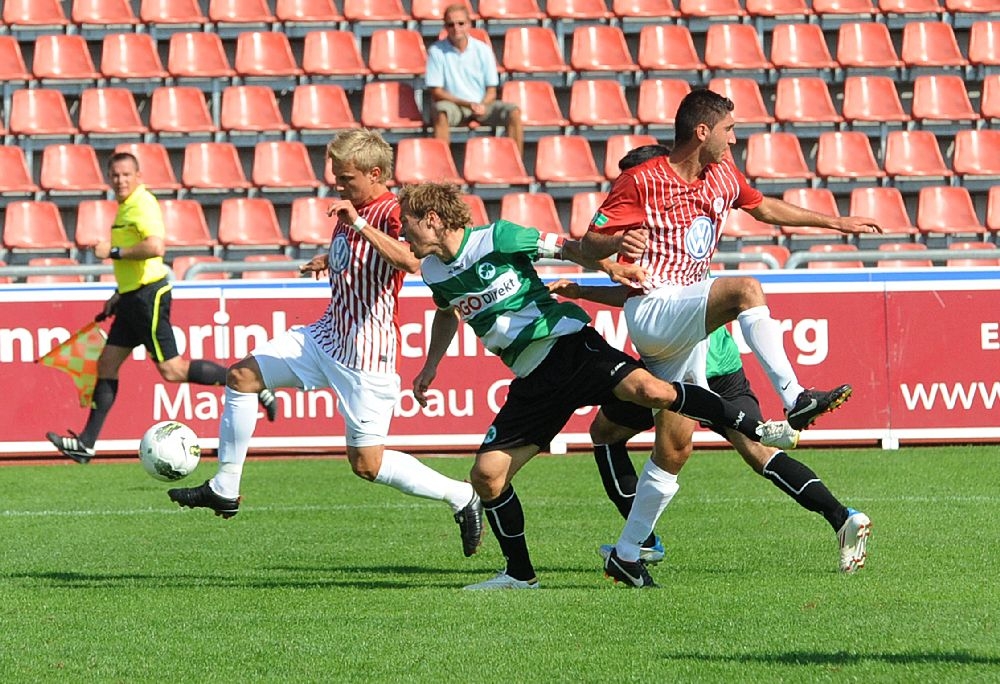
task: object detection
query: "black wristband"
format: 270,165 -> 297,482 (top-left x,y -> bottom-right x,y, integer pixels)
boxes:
109,247 -> 122,260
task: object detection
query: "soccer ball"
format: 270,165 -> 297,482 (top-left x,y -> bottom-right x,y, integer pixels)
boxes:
138,420 -> 201,482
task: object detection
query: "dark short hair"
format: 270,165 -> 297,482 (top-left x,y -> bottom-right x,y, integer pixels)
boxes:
108,151 -> 140,172
674,89 -> 734,146
618,144 -> 671,172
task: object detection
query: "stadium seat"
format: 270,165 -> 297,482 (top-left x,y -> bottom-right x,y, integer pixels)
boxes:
948,0 -> 997,27
252,141 -> 322,194
0,146 -> 40,199
149,86 -> 217,142
501,80 -> 569,135
883,130 -> 952,190
241,254 -> 300,280
217,198 -> 289,256
181,142 -> 253,195
568,191 -> 607,239
774,77 -> 843,135
220,85 -> 290,139
901,21 -> 967,75
780,187 -> 844,240
849,186 -> 920,239
462,137 -> 533,193
8,89 -> 78,144
74,199 -> 118,250
291,84 -> 360,142
114,142 -> 183,194
968,20 -> 1000,78
811,0 -> 880,30
637,25 -> 706,83
32,34 -> 101,92
534,135 -> 605,196
289,197 -> 335,253
100,33 -> 168,90
613,0 -> 679,33
981,74 -> 1000,124
78,88 -> 148,145
816,131 -> 886,189
637,78 -> 691,131
502,27 -> 571,83
167,32 -> 237,84
604,134 -> 658,180
395,138 -> 463,185
234,31 -> 303,89
946,240 -> 1000,267
139,0 -> 208,32
461,194 -> 491,226
160,198 -> 217,250
276,0 -> 345,37
704,24 -> 773,83
74,1 -> 138,37
360,81 -> 426,136
744,132 -> 814,191
208,0 -> 277,37
411,0 -> 477,35
342,0 -> 409,36
769,23 -> 837,78
2,201 -> 73,256
916,186 -> 988,240
172,254 -> 227,280
841,75 -> 909,133
546,0 -> 614,23
806,243 -> 863,269
479,0 -> 545,36
569,26 -> 639,80
40,144 -> 110,199
0,36 -> 31,89
301,30 -> 370,87
721,209 -> 781,245
26,257 -> 85,284
569,79 -> 639,134
738,243 -> 791,270
879,0 -> 946,28
500,192 -> 565,235
707,77 -> 774,132
745,0 -> 811,32
910,74 -> 979,134
876,241 -> 933,268
952,129 -> 1000,191
368,29 -> 428,78
987,185 -> 1000,234
2,0 -> 69,35
679,0 -> 746,32
836,22 -> 903,78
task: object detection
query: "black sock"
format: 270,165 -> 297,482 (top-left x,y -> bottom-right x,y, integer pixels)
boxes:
669,382 -> 758,441
188,360 -> 227,385
593,443 -> 657,547
79,378 -> 118,447
762,452 -> 849,531
482,486 -> 535,582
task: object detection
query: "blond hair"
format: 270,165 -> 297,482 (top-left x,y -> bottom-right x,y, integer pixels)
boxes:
326,128 -> 394,178
398,182 -> 472,230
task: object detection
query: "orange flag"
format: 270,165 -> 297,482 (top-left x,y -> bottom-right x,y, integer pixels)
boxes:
36,322 -> 107,408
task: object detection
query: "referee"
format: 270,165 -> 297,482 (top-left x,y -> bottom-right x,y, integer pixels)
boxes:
47,152 -> 276,463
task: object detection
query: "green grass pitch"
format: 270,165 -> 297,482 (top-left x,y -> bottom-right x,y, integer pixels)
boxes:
1,445 -> 998,682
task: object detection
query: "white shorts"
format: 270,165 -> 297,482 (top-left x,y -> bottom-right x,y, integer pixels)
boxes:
623,280 -> 713,387
251,329 -> 400,447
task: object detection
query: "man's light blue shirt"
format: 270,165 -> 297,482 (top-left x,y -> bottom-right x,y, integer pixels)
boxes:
425,38 -> 500,103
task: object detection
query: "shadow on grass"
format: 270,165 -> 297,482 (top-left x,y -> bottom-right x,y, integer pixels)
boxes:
666,651 -> 1000,666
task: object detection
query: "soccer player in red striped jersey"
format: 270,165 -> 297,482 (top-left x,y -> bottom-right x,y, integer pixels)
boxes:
580,89 -> 881,585
167,130 -> 485,558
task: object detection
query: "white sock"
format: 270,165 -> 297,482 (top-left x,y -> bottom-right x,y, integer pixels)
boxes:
737,305 -> 803,409
210,387 -> 260,499
374,449 -> 474,512
615,458 -> 679,562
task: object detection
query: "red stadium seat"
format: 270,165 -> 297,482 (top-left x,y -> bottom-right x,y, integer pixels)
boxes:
114,142 -> 183,193
301,30 -> 371,82
360,81 -> 426,133
78,88 -> 148,143
806,243 -> 863,269
395,138 -> 463,185
746,0 -> 810,31
502,27 -> 571,82
149,86 -> 217,139
461,194 -> 491,226
769,23 -> 837,77
500,192 -> 565,235
368,29 -> 428,78
3,201 -> 73,255
40,145 -> 110,198
836,22 -> 903,76
547,0 -> 614,21
969,20 -> 1000,77
883,130 -> 952,188
910,74 -> 979,133
167,32 -> 236,81
2,0 -> 69,31
342,0 -> 409,35
744,132 -> 814,189
252,141 -> 322,193
780,187 -> 842,240
276,0 -> 345,37
209,0 -> 276,36
637,78 -> 691,130
182,142 -> 253,194
463,137 -> 533,191
875,242 -> 933,268
234,31 -> 303,87
721,209 -> 781,243
289,196 -> 335,252
27,257 -> 85,284
534,135 -> 605,195
74,199 -> 118,250
704,23 -> 772,82
916,186 -> 988,239
241,254 -> 300,280
952,129 -> 1000,191
568,191 -> 607,239
569,26 -> 639,77
0,146 -> 41,198
139,0 -> 208,29
738,243 -> 791,270
841,75 -> 909,130
707,77 -> 774,129
479,0 -> 545,35
849,186 -> 920,238
604,134 -> 658,180
981,74 -> 1000,124
613,0 -> 679,35
985,185 -> 1000,234
32,34 -> 101,91
291,84 -> 361,140
172,255 -> 227,280
901,21 -> 967,72
679,0 -> 746,30
774,77 -> 843,134
946,241 -> 1000,267
100,33 -> 168,86
217,198 -> 289,252
812,0 -> 879,28
569,79 -> 639,131
160,199 -> 217,249
220,85 -> 290,136
816,131 -> 886,188
501,80 -> 569,133
637,25 -> 706,81
8,89 -> 78,140
0,36 -> 31,87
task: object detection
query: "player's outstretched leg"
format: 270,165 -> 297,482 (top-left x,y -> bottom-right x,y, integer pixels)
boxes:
837,508 -> 871,573
786,385 -> 853,430
168,480 -> 241,519
453,491 -> 484,558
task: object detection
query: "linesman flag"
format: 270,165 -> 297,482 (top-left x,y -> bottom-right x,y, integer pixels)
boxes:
36,322 -> 107,408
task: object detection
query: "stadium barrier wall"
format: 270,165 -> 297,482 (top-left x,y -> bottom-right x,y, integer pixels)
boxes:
3,269 -> 999,458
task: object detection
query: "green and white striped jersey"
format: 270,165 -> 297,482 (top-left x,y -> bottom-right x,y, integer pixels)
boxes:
421,220 -> 591,377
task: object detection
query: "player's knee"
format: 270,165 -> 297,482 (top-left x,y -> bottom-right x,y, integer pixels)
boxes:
226,364 -> 259,392
469,465 -> 501,500
350,461 -> 379,481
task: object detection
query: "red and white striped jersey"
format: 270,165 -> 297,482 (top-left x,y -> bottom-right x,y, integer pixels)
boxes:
589,156 -> 763,290
305,191 -> 405,374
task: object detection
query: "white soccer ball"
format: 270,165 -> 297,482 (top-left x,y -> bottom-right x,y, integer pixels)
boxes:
138,420 -> 201,482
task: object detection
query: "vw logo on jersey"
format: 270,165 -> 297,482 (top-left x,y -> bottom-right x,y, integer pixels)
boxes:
685,216 -> 716,261
478,262 -> 496,280
330,233 -> 352,273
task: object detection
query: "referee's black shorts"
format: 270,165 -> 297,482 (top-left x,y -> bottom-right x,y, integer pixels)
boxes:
107,278 -> 179,362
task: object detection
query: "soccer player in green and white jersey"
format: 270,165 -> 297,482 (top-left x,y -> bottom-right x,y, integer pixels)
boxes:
397,181 -> 798,590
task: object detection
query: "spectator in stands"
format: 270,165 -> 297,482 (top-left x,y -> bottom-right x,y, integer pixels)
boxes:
165,130 -> 485,561
580,90 -> 881,586
46,152 -> 276,464
425,4 -> 523,155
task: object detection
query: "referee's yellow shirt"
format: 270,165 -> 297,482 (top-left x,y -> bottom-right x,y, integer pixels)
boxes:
111,185 -> 170,293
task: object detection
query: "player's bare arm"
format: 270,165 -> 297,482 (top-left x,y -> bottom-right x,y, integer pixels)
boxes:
413,307 -> 461,407
547,279 -> 632,307
326,199 -> 420,274
580,230 -> 624,260
749,197 -> 882,235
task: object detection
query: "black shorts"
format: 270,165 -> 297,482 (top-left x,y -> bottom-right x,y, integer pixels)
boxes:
480,327 -> 649,453
601,367 -> 764,436
106,278 -> 179,363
